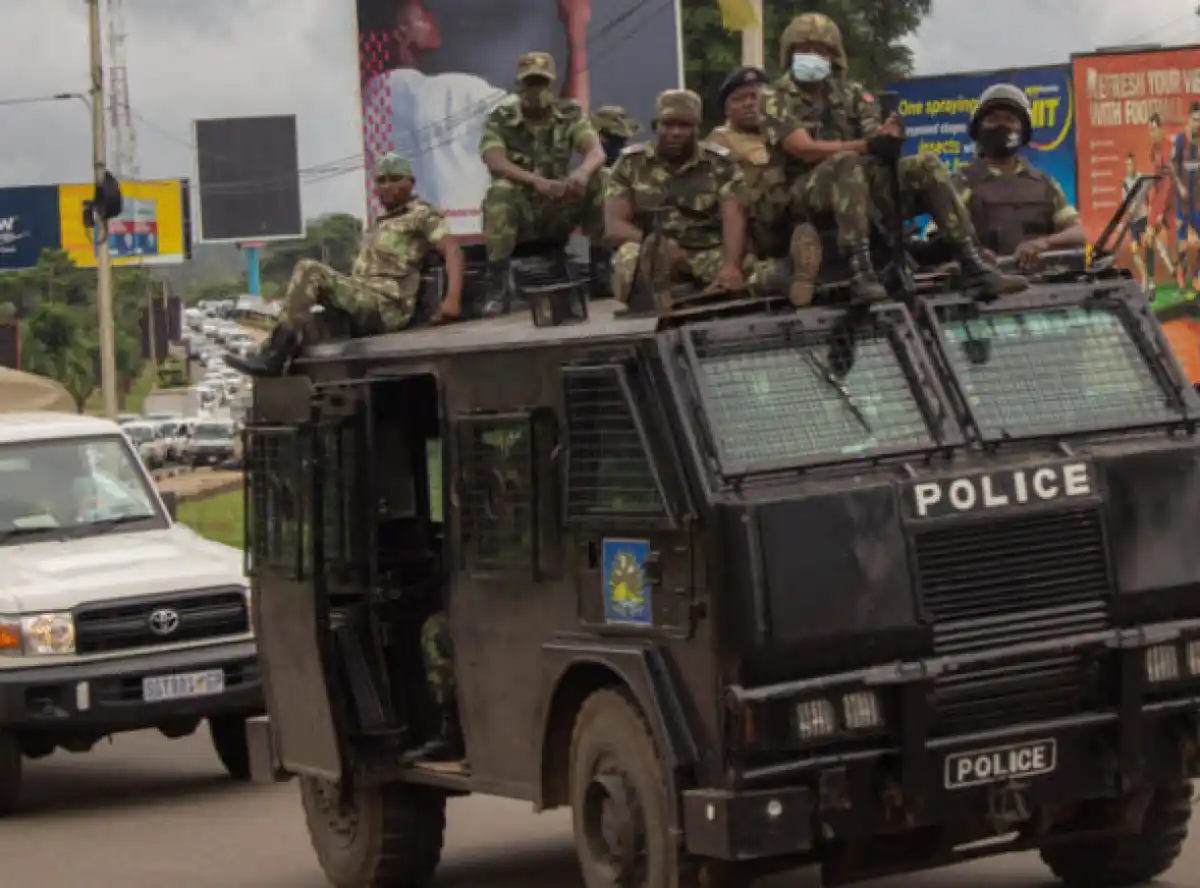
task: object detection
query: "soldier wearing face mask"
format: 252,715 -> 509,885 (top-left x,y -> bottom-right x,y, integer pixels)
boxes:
953,84 -> 1085,270
479,51 -> 608,313
760,13 -> 1025,303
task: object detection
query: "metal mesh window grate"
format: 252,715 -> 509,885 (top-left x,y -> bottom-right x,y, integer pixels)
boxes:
246,430 -> 305,572
692,324 -> 933,472
564,367 -> 666,519
936,305 -> 1182,438
459,420 -> 534,571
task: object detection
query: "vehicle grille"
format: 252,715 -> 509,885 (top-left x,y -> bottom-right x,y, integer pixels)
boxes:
74,588 -> 250,654
913,508 -> 1111,735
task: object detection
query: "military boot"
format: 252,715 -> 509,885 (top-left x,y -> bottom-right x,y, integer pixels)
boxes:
788,223 -> 824,307
482,260 -> 513,317
589,245 -> 614,299
403,704 -> 465,764
956,242 -> 1028,299
223,326 -> 299,378
846,242 -> 889,304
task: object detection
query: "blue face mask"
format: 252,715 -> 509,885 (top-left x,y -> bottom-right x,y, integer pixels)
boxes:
791,52 -> 831,84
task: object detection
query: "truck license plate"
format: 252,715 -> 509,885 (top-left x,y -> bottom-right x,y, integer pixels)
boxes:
142,669 -> 225,703
944,739 -> 1057,789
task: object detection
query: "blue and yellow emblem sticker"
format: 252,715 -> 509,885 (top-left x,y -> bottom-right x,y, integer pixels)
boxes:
601,538 -> 653,627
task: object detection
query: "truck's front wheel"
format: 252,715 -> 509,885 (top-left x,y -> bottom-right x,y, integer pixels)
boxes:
209,715 -> 251,781
0,731 -> 22,817
1040,781 -> 1193,887
300,777 -> 446,888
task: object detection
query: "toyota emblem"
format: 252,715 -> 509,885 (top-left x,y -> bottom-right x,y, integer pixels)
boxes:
148,608 -> 181,636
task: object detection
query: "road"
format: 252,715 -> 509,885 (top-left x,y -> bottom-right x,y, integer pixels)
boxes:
5,731 -> 1195,888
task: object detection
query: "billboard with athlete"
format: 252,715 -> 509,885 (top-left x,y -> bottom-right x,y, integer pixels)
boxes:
355,0 -> 684,236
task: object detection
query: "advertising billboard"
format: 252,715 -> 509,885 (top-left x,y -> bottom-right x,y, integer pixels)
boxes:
1073,46 -> 1200,298
194,115 -> 304,243
58,178 -> 190,268
0,186 -> 66,271
889,64 -> 1078,207
355,0 -> 684,234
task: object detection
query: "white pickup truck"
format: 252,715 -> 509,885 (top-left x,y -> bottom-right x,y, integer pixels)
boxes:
0,412 -> 261,816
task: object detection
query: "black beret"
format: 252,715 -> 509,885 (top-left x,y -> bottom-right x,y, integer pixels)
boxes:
718,66 -> 768,107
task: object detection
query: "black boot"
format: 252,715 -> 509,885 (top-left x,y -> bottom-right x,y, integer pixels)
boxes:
956,242 -> 1028,299
403,704 -> 465,764
846,242 -> 888,304
589,245 -> 614,299
482,260 -> 513,317
224,327 -> 299,378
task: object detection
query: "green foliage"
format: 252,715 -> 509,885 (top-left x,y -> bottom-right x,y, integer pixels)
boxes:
178,489 -> 244,549
681,0 -> 932,127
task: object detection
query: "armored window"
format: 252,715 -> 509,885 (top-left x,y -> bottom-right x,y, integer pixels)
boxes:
562,364 -> 670,524
685,312 -> 936,474
245,427 -> 308,579
933,303 -> 1184,440
456,411 -> 558,577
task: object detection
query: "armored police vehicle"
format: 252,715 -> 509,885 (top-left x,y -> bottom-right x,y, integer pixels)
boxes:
243,224 -> 1199,888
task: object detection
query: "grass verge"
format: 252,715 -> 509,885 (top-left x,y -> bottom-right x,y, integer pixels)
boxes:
177,488 -> 244,548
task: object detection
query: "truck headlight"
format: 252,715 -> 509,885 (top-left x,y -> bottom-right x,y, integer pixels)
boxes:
0,613 -> 77,656
1145,644 -> 1180,682
1186,640 -> 1200,675
796,699 -> 838,740
842,691 -> 883,730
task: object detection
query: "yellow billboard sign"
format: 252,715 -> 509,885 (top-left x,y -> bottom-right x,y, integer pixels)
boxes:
58,178 -> 188,268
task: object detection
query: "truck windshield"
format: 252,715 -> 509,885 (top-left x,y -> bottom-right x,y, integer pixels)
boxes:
934,303 -> 1183,440
196,423 -> 234,440
0,435 -> 162,544
690,320 -> 935,473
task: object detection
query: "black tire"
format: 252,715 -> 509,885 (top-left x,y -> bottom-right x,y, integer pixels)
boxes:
0,731 -> 22,818
1040,781 -> 1193,887
209,715 -> 251,781
300,777 -> 446,888
569,688 -> 674,888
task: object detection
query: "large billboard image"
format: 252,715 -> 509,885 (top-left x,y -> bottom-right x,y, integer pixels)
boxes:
58,178 -> 190,268
355,0 -> 684,234
0,186 -> 67,271
889,64 -> 1078,207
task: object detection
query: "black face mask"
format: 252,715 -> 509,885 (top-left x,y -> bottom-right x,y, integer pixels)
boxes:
601,134 -> 628,166
978,126 -> 1021,158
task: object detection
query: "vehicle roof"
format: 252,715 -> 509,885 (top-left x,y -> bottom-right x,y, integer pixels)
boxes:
0,411 -> 123,444
301,298 -> 657,364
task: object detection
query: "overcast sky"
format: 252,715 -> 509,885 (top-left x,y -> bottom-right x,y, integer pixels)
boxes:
1,0 -> 1197,223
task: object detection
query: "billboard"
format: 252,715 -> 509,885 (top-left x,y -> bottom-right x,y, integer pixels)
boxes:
194,115 -> 304,243
356,0 -> 684,234
0,186 -> 66,271
889,64 -> 1078,207
58,179 -> 190,268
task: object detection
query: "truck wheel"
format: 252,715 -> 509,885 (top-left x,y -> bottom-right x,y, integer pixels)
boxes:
569,688 -> 676,888
1040,781 -> 1192,887
300,777 -> 446,888
209,716 -> 251,781
0,731 -> 22,817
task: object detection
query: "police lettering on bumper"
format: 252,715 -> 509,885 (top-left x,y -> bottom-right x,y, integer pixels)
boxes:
944,739 -> 1057,789
907,462 -> 1095,519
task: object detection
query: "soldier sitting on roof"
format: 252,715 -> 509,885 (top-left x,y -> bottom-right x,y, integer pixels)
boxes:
225,153 -> 465,378
592,105 -> 642,167
478,51 -> 608,314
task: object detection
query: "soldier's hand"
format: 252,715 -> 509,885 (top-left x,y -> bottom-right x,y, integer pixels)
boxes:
1013,237 -> 1049,270
879,115 -> 905,139
534,177 -> 568,201
712,263 -> 746,292
564,169 -> 590,199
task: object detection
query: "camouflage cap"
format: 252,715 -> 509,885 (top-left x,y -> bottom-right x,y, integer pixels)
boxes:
780,13 -> 847,71
374,152 -> 413,179
591,105 -> 642,138
655,89 -> 702,124
516,51 -> 557,84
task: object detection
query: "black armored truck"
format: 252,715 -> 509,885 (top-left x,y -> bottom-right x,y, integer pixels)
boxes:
243,200 -> 1200,888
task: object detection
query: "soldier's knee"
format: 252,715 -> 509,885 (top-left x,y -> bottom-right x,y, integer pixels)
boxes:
484,178 -> 521,204
295,258 -> 322,274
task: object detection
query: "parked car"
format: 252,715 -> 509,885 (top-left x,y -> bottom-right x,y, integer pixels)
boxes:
121,421 -> 166,468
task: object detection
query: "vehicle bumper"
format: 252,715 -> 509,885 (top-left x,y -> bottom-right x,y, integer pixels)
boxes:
687,621 -> 1200,862
192,449 -> 233,465
0,640 -> 262,736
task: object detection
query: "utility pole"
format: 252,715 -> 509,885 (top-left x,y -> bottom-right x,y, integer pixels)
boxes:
741,0 -> 764,67
88,0 -> 118,417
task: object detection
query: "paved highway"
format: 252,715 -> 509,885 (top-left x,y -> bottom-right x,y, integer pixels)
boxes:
5,730 -> 1194,888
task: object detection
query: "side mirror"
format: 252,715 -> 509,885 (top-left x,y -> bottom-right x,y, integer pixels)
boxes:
160,490 -> 179,521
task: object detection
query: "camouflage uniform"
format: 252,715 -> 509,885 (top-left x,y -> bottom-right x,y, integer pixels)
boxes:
592,106 -> 642,142
420,611 -> 454,707
479,52 -> 605,262
707,123 -> 791,257
606,90 -> 747,303
277,155 -> 447,338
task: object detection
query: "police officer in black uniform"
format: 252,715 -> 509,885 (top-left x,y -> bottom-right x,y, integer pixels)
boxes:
952,83 -> 1086,269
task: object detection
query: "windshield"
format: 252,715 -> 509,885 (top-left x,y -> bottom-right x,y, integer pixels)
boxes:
691,322 -> 935,473
935,303 -> 1183,440
196,422 -> 234,440
0,435 -> 162,543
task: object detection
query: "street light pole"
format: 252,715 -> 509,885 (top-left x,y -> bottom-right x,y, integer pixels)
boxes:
741,0 -> 764,67
87,0 -> 118,418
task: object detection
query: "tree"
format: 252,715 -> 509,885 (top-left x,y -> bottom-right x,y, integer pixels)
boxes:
21,303 -> 96,411
681,0 -> 932,127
